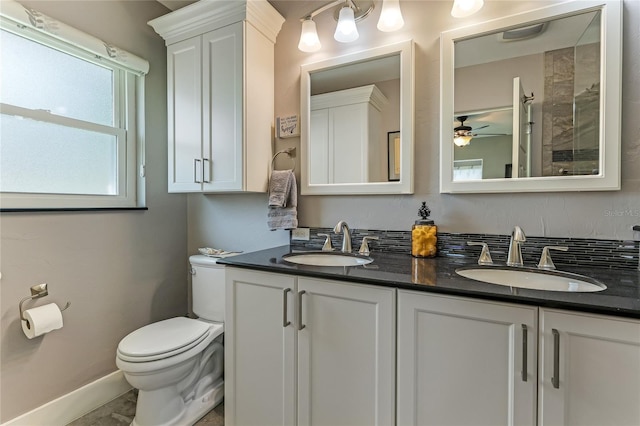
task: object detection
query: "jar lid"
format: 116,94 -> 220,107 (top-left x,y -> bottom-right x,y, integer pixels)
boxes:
415,201 -> 434,225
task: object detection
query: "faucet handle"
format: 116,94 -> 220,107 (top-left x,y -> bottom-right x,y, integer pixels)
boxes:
358,236 -> 379,256
537,246 -> 568,270
317,233 -> 334,251
467,241 -> 493,265
512,226 -> 526,241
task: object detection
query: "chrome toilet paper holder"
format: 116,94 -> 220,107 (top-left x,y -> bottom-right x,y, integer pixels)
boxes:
19,283 -> 70,324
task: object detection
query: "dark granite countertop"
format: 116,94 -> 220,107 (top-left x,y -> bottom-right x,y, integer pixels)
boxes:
218,245 -> 640,319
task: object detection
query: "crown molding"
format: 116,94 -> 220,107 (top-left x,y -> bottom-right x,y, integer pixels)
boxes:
311,85 -> 389,111
148,0 -> 284,45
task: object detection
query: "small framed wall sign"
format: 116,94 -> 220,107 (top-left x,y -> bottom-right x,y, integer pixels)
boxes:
277,115 -> 299,138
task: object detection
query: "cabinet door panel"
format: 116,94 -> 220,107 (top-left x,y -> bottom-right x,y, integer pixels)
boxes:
297,278 -> 395,426
329,104 -> 368,183
539,309 -> 640,426
309,109 -> 329,184
397,291 -> 537,426
202,23 -> 243,191
225,269 -> 296,426
167,37 -> 202,192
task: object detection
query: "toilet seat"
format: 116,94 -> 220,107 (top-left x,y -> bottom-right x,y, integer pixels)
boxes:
118,317 -> 215,363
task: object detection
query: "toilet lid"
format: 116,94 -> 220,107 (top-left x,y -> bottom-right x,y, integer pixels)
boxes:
118,317 -> 211,359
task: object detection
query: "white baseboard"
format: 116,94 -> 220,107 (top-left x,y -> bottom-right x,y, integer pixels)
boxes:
2,370 -> 132,426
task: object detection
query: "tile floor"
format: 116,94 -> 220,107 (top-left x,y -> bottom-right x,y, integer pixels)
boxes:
67,390 -> 224,426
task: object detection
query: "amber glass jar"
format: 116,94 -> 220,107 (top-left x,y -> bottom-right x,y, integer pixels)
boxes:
411,202 -> 437,258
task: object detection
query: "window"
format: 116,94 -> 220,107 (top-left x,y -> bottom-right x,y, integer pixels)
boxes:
453,159 -> 483,181
0,3 -> 148,209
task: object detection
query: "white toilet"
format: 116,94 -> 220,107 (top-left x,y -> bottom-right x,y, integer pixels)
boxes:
116,255 -> 226,426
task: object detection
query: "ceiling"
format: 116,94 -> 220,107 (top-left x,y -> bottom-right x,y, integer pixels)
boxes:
455,10 -> 600,68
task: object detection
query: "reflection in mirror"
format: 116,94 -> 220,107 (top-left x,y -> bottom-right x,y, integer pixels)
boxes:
301,40 -> 414,195
453,107 -> 513,180
455,10 -> 600,181
440,1 -> 621,193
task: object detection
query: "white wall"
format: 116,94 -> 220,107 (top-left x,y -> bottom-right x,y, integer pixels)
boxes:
235,0 -> 638,241
0,1 -> 187,422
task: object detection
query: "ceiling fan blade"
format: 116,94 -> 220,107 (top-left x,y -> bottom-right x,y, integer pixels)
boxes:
473,124 -> 489,130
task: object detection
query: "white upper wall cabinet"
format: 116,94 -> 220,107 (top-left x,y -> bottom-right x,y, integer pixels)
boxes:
149,0 -> 284,193
310,85 -> 389,184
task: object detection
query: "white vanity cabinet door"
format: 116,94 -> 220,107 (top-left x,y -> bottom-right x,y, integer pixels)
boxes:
167,36 -> 202,192
225,268 -> 296,426
539,309 -> 640,426
397,290 -> 537,426
297,277 -> 396,426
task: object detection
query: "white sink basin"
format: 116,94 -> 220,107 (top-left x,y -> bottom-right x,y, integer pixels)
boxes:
456,267 -> 607,292
283,252 -> 373,267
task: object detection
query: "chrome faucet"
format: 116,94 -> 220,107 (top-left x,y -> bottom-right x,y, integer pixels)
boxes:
333,220 -> 352,253
507,226 -> 526,267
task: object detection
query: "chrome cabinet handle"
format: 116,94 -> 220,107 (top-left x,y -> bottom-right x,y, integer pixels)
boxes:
194,159 -> 202,183
552,328 -> 560,389
522,324 -> 528,382
202,158 -> 210,183
283,288 -> 291,327
298,290 -> 306,330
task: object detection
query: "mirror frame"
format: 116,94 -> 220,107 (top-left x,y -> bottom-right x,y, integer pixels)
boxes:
440,0 -> 622,193
300,40 -> 414,195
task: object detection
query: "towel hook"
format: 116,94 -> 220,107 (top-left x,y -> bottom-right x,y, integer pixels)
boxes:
19,283 -> 70,323
271,147 -> 296,172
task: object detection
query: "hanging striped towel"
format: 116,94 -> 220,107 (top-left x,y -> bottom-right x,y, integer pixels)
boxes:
268,170 -> 298,230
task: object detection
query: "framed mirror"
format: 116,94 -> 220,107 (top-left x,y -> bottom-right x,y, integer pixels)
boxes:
440,0 -> 622,193
300,40 -> 414,195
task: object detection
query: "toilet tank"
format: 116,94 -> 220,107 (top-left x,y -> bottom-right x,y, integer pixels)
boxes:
189,255 -> 226,322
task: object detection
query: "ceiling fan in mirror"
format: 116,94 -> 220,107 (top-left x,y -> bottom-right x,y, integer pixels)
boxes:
453,116 -> 486,147
453,115 -> 507,147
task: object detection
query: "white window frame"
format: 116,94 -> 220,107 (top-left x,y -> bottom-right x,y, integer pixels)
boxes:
0,12 -> 147,210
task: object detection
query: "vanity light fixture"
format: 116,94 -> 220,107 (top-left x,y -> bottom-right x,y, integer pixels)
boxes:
335,5 -> 359,42
298,18 -> 322,52
377,0 -> 404,32
450,0 -> 484,18
298,0 -> 404,52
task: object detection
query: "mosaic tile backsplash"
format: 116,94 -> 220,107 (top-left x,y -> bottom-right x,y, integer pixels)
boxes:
291,228 -> 640,271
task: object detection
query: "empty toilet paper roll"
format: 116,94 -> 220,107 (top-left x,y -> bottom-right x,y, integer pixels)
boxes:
21,303 -> 64,339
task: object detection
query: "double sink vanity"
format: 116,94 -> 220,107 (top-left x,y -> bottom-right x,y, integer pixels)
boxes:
219,228 -> 640,426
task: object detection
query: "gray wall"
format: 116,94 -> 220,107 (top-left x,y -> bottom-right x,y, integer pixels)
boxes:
0,1 -> 187,421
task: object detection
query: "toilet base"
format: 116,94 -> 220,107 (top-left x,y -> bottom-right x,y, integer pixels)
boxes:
131,378 -> 224,426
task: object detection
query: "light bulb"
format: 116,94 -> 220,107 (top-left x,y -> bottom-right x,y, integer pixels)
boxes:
453,134 -> 472,147
334,6 -> 359,43
377,0 -> 404,32
298,19 -> 321,52
451,0 -> 484,18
